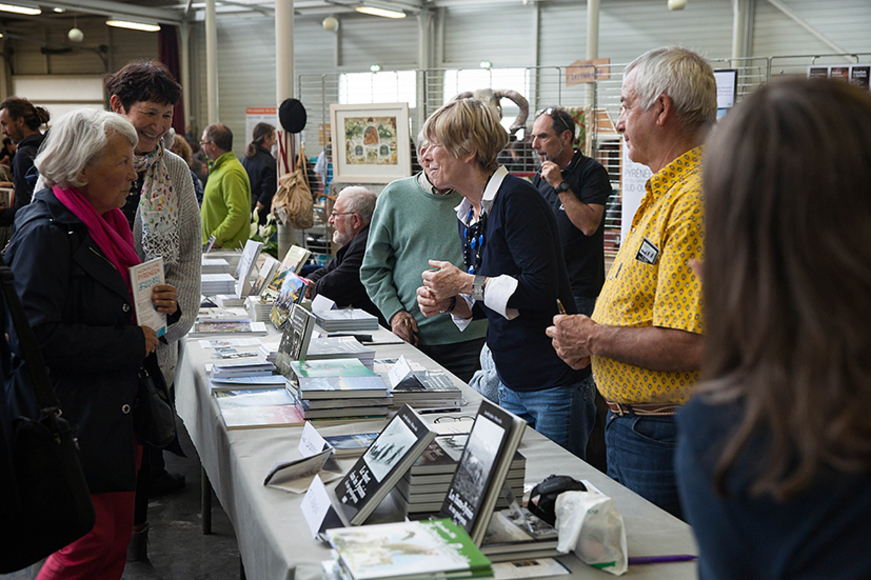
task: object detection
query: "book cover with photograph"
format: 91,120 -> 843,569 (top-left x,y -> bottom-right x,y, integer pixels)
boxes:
263,244 -> 311,301
129,257 -> 167,337
234,239 -> 264,298
296,375 -> 388,400
325,518 -> 491,580
323,432 -> 378,458
440,400 -> 527,545
251,256 -> 280,297
290,358 -> 375,379
270,272 -> 308,328
274,304 -> 317,376
335,404 -> 436,525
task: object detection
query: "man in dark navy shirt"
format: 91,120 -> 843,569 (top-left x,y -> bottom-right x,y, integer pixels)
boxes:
531,107 -> 611,315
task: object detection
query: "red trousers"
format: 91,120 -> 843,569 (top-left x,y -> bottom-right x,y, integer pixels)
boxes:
36,446 -> 141,580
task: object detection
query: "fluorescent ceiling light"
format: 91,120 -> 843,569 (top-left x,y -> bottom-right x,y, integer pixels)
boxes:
355,6 -> 406,19
106,18 -> 161,33
0,2 -> 41,16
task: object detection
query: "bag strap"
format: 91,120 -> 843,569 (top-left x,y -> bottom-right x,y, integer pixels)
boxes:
0,255 -> 61,416
297,145 -> 309,188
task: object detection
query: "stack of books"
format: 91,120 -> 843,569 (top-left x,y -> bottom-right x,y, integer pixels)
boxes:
244,295 -> 274,322
214,387 -> 304,430
396,434 -> 526,518
307,336 -> 375,366
206,250 -> 242,273
322,519 -> 493,580
201,273 -> 236,296
215,295 -> 246,308
479,507 -> 560,563
201,257 -> 231,275
314,309 -> 379,332
322,432 -> 378,458
390,371 -> 464,410
287,359 -> 390,423
258,340 -> 279,363
189,318 -> 268,337
210,360 -> 276,380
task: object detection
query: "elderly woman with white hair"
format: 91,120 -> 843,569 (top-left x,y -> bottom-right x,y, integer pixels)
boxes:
3,108 -> 179,580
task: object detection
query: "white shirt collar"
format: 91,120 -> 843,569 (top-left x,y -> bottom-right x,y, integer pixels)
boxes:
455,166 -> 509,225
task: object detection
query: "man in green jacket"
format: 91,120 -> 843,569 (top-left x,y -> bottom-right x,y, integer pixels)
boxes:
200,123 -> 251,249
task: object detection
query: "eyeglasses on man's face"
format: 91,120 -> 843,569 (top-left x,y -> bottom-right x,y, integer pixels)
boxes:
330,211 -> 355,219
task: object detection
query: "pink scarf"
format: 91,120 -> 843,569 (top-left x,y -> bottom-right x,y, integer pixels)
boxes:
53,185 -> 141,300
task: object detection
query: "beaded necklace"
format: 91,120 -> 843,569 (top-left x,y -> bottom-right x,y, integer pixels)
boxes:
462,205 -> 487,274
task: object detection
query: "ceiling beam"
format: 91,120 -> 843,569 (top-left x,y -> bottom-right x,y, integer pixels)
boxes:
49,0 -> 185,25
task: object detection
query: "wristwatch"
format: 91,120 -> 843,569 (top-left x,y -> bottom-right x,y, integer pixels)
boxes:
555,181 -> 571,194
472,275 -> 486,301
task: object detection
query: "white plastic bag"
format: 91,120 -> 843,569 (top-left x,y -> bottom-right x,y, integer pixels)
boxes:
554,489 -> 628,576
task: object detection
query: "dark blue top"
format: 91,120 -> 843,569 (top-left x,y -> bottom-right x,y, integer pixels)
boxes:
676,395 -> 871,580
533,149 -> 612,299
0,132 -> 45,226
242,145 -> 277,225
462,174 -> 589,391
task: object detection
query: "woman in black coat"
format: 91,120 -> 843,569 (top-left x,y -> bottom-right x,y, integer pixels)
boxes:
4,108 -> 178,580
242,121 -> 277,226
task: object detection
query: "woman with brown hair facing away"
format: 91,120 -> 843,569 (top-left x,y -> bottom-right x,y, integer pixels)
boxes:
242,122 -> 277,225
675,78 -> 871,579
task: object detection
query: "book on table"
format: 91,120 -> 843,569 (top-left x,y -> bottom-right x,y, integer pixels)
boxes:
201,273 -> 237,295
478,507 -> 559,561
209,360 -> 276,379
289,358 -> 376,379
250,256 -> 280,297
201,257 -> 231,275
209,374 -> 290,392
262,244 -> 311,302
322,432 -> 378,458
270,272 -> 308,329
128,257 -> 167,338
439,400 -> 527,546
306,336 -> 375,363
214,387 -> 304,430
294,376 -> 388,400
274,304 -> 317,376
334,404 -> 437,526
190,319 -> 268,337
314,308 -> 379,332
324,518 -> 492,580
234,239 -> 264,298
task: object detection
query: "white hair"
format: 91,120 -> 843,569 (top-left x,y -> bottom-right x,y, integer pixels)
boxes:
337,186 -> 377,224
35,108 -> 138,188
625,46 -> 717,131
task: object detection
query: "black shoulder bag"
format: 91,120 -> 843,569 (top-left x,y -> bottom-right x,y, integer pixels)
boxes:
0,259 -> 96,573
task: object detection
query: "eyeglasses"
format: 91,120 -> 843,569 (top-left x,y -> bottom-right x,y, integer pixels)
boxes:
330,211 -> 355,219
535,107 -> 575,138
199,140 -> 212,147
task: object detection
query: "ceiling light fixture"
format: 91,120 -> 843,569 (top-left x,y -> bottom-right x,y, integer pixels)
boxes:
355,5 -> 406,19
0,2 -> 41,16
106,17 -> 161,33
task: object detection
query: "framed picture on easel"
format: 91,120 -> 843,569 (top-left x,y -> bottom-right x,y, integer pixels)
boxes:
329,102 -> 411,183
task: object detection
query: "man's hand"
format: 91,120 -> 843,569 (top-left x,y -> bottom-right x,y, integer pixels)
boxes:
302,279 -> 313,299
151,283 -> 179,316
539,160 -> 564,188
546,314 -> 596,370
390,309 -> 419,346
421,260 -> 470,301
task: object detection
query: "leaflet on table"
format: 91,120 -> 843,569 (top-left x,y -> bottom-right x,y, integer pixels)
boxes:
128,257 -> 167,338
310,293 -> 336,312
301,474 -> 347,539
263,422 -> 341,491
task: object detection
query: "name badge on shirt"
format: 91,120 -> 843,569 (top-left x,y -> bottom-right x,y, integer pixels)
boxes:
636,238 -> 659,264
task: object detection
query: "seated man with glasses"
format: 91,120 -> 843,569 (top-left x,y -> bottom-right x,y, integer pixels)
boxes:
303,186 -> 386,325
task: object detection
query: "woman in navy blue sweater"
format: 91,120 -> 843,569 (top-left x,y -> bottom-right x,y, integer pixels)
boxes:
416,98 -> 594,459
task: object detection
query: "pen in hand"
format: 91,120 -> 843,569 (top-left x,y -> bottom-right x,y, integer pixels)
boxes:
556,299 -> 567,315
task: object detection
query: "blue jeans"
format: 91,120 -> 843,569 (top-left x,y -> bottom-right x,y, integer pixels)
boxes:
498,380 -> 596,461
605,410 -> 683,519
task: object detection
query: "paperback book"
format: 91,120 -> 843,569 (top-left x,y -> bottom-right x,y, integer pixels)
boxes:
289,358 -> 376,379
234,239 -> 264,298
440,400 -> 527,546
295,376 -> 389,400
270,272 -> 308,328
323,432 -> 378,458
250,256 -> 280,297
263,244 -> 311,302
129,257 -> 167,338
324,518 -> 492,580
274,304 -> 317,376
334,404 -> 436,525
190,319 -> 268,337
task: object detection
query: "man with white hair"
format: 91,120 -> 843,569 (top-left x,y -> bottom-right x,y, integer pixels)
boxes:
548,46 -> 714,517
304,186 -> 383,323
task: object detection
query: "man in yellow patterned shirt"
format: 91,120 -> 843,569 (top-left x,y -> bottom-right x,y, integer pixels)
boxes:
547,46 -> 715,518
